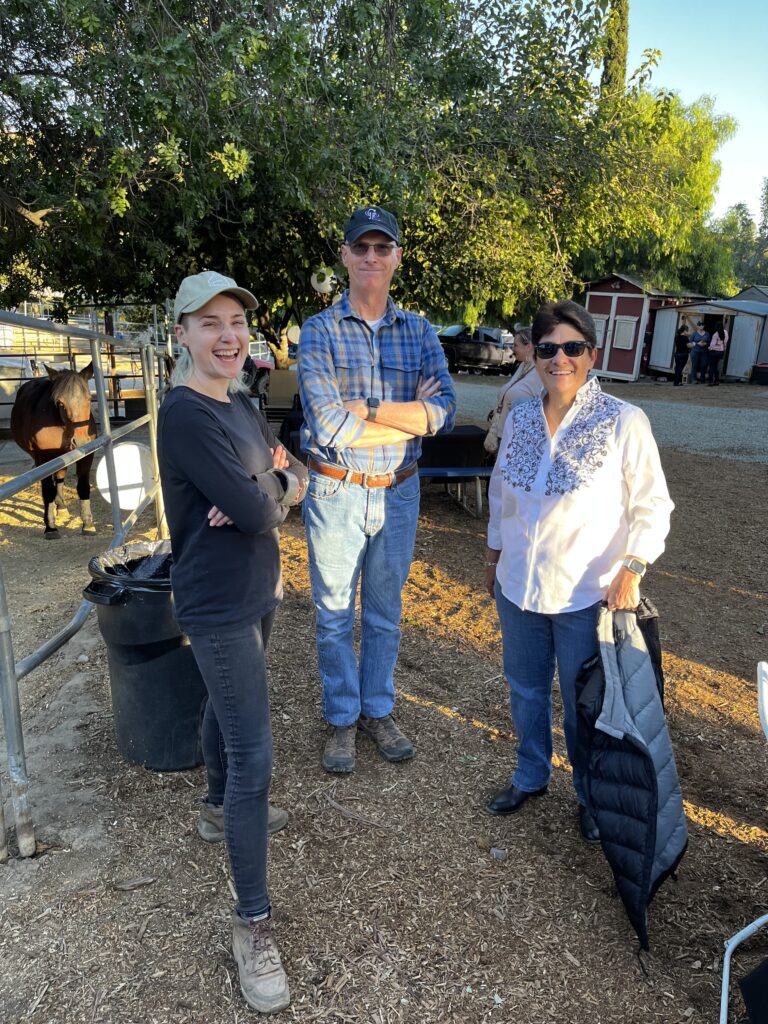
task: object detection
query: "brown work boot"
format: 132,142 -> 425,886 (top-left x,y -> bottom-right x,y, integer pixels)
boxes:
232,913 -> 290,1014
358,714 -> 415,762
322,725 -> 357,773
197,801 -> 289,843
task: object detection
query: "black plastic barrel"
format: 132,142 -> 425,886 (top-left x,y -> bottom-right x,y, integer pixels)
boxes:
84,540 -> 205,771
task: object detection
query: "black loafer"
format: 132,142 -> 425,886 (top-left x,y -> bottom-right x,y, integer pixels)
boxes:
484,783 -> 548,816
578,805 -> 601,844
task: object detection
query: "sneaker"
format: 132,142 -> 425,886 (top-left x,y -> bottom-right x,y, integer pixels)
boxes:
232,913 -> 290,1014
358,714 -> 415,762
197,801 -> 289,843
322,725 -> 356,773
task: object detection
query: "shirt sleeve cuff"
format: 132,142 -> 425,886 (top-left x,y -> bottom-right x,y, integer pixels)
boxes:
420,399 -> 444,436
487,526 -> 502,550
624,530 -> 665,566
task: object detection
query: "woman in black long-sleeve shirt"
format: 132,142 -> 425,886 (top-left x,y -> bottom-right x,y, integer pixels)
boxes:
158,272 -> 307,1015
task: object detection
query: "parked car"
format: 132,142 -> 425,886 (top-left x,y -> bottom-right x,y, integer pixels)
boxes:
437,324 -> 516,373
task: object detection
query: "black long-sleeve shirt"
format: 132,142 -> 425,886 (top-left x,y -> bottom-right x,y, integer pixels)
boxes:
158,386 -> 307,634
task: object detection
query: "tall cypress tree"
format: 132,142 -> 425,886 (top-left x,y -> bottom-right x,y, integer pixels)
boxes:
601,0 -> 629,97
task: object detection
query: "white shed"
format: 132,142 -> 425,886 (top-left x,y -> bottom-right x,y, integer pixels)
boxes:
649,296 -> 768,381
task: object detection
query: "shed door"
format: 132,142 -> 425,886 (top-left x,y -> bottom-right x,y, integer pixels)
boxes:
726,314 -> 761,380
649,308 -> 678,371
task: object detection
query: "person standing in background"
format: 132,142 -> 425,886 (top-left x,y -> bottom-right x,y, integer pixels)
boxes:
672,322 -> 691,387
707,321 -> 728,386
688,321 -> 710,384
484,328 -> 539,455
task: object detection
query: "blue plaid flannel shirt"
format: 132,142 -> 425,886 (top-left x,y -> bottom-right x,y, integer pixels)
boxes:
298,291 -> 456,474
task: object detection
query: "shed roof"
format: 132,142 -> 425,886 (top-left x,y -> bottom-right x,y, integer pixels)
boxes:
675,298 -> 768,317
732,285 -> 768,301
585,272 -> 705,299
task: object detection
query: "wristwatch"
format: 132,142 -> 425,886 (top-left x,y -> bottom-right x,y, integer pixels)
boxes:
366,397 -> 381,422
621,557 -> 647,577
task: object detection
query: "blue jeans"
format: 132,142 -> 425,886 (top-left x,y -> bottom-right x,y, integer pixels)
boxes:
494,585 -> 600,805
690,347 -> 707,382
189,612 -> 275,919
303,470 -> 420,725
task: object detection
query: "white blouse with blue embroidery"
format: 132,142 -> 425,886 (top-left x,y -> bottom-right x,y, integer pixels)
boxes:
487,376 -> 673,614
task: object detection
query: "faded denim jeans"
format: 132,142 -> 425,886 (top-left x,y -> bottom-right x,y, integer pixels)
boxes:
303,470 -> 420,726
189,612 -> 275,919
494,585 -> 600,805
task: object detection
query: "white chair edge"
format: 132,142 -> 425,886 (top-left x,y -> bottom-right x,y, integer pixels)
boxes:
758,661 -> 768,741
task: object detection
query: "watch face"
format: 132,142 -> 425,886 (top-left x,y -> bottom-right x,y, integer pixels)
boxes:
627,559 -> 646,575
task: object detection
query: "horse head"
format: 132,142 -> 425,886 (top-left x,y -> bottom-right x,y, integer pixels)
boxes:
45,362 -> 95,449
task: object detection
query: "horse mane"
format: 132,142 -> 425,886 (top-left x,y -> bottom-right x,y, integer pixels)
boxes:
50,370 -> 90,408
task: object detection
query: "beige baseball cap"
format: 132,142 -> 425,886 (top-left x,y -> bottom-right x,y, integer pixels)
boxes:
174,271 -> 258,322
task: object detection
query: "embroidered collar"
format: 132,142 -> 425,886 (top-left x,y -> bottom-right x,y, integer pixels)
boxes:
571,374 -> 602,409
501,374 -> 622,496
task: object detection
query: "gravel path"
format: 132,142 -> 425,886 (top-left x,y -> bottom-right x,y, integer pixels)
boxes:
453,377 -> 768,464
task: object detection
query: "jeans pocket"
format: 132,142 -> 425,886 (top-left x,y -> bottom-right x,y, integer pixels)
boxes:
391,471 -> 420,502
308,472 -> 345,501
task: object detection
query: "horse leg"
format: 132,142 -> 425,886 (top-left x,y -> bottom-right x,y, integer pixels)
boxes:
77,454 -> 96,534
53,468 -> 70,518
54,469 -> 66,509
41,475 -> 60,539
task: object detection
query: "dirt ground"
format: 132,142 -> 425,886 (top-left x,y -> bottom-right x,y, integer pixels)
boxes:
1,387 -> 767,1024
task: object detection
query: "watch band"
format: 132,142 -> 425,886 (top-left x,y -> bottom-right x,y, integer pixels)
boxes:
367,397 -> 380,422
621,557 -> 647,577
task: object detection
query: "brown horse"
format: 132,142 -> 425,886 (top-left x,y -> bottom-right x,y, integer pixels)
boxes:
11,364 -> 97,538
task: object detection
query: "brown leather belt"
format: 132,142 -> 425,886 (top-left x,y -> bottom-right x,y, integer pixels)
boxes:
308,456 -> 418,489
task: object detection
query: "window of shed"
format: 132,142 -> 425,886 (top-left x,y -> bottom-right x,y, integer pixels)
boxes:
612,317 -> 637,350
593,315 -> 608,348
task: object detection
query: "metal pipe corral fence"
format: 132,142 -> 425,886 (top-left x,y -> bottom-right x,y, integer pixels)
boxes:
0,307 -> 168,860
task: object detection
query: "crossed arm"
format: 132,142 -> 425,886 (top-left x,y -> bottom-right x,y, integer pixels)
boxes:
340,376 -> 442,447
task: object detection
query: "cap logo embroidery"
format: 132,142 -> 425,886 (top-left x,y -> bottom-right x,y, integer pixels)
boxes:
364,207 -> 380,221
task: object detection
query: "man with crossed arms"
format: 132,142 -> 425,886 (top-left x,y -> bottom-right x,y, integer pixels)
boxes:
298,206 -> 456,773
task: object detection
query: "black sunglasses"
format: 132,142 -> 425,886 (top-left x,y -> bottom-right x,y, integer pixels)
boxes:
535,340 -> 591,358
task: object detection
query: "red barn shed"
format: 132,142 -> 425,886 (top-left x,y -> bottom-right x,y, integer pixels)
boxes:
582,274 -> 703,381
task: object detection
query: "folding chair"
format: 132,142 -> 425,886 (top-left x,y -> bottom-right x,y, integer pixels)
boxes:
719,661 -> 768,1024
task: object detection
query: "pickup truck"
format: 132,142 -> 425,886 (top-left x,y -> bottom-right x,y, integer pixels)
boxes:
437,324 -> 516,373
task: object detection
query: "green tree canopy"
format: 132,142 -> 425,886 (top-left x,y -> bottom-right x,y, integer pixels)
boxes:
0,0 -> 739,324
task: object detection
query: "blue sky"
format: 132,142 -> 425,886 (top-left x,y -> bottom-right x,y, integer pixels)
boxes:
627,0 -> 767,222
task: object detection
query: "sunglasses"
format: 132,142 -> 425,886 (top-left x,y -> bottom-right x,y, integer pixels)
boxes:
346,242 -> 398,257
535,340 -> 591,358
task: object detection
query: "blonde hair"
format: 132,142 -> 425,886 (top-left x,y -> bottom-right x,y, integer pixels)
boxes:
171,341 -> 249,394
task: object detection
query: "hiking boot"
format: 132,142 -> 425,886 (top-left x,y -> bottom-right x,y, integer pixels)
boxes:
197,801 -> 289,843
232,913 -> 290,1014
322,725 -> 357,773
358,713 -> 415,763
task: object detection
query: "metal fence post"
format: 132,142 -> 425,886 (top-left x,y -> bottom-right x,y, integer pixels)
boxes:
164,299 -> 174,357
0,306 -> 169,858
0,562 -> 35,858
88,317 -> 122,535
0,783 -> 7,861
140,343 -> 167,539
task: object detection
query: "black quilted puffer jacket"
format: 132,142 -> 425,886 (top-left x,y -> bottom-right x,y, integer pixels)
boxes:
575,599 -> 688,950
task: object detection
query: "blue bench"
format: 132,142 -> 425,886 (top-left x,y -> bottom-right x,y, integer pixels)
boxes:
419,426 -> 491,517
418,465 -> 492,517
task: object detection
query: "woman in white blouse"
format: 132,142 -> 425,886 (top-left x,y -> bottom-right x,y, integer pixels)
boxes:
483,300 -> 673,843
484,328 -> 540,455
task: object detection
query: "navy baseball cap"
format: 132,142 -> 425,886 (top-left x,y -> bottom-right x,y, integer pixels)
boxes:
344,206 -> 400,244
